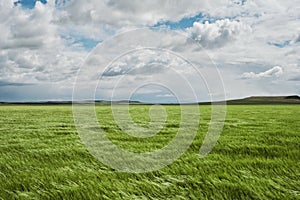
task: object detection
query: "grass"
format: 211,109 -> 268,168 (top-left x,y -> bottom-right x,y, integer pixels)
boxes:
0,105 -> 299,199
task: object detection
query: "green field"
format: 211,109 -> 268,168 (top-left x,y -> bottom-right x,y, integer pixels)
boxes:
0,105 -> 299,199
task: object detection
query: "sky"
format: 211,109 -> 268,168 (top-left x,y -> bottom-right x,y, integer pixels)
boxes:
0,0 -> 299,102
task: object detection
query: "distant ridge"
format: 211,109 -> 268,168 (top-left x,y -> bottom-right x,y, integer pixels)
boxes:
0,100 -> 149,106
225,95 -> 300,105
0,96 -> 300,105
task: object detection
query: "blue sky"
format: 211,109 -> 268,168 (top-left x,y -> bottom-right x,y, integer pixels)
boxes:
0,0 -> 299,102
153,13 -> 204,30
14,0 -> 47,8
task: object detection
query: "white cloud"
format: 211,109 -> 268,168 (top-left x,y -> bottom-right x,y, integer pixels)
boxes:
0,1 -> 86,85
187,19 -> 251,48
102,49 -> 186,77
0,1 -> 60,50
291,32 -> 300,44
241,66 -> 283,79
60,0 -> 228,26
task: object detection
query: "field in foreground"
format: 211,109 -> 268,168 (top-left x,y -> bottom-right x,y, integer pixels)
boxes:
0,105 -> 299,199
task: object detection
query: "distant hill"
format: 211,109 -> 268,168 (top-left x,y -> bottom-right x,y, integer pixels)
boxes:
1,96 -> 300,105
225,95 -> 300,105
0,100 -> 146,106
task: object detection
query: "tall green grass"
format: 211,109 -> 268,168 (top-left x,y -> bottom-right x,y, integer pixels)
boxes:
0,105 -> 299,199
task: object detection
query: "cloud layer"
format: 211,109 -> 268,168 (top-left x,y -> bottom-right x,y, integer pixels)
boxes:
0,0 -> 299,102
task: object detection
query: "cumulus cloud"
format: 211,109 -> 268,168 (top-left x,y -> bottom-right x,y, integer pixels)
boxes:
241,66 -> 283,79
59,0 -> 228,26
187,19 -> 250,48
0,1 -> 86,85
0,1 -> 60,50
102,49 -> 185,77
